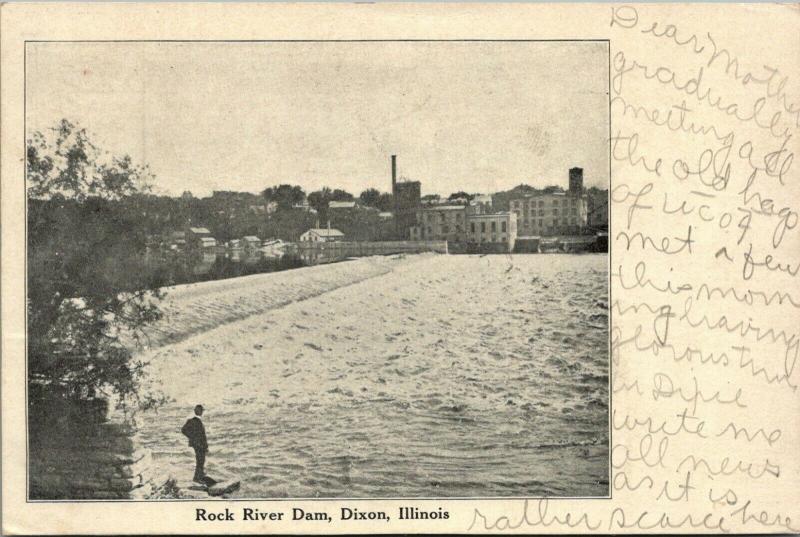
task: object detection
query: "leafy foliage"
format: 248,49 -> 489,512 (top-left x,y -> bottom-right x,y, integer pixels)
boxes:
27,120 -> 167,408
358,188 -> 381,208
491,184 -> 557,212
375,193 -> 394,212
307,187 -> 332,215
447,191 -> 474,202
261,184 -> 305,210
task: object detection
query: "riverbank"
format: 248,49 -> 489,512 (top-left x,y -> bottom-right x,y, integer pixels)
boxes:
136,253 -> 609,498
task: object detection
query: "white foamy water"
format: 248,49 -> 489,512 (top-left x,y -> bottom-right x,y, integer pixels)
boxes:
137,254 -> 609,497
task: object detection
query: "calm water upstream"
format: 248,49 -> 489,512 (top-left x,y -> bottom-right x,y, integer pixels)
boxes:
137,254 -> 609,498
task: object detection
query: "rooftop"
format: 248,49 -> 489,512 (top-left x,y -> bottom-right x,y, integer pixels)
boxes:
513,191 -> 586,200
420,205 -> 467,211
329,201 -> 357,209
468,212 -> 512,218
306,228 -> 345,237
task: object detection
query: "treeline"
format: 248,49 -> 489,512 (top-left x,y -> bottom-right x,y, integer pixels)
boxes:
101,181 -> 608,244
123,191 -> 397,243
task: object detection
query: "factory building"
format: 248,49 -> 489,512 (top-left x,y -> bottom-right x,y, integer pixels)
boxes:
409,205 -> 517,253
510,167 -> 588,237
466,212 -> 517,253
409,205 -> 470,243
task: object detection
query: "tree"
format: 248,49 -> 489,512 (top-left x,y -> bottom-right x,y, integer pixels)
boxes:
490,184 -> 540,211
27,119 -> 167,409
542,185 -> 565,194
376,193 -> 394,212
359,188 -> 381,208
448,191 -> 474,202
330,188 -> 354,202
262,184 -> 305,210
307,187 -> 332,214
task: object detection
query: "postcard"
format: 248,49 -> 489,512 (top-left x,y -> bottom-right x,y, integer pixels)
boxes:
1,2 -> 798,534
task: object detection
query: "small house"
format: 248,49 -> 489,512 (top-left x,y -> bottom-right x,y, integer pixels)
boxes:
166,230 -> 186,250
292,201 -> 318,214
299,228 -> 345,242
199,237 -> 217,249
242,236 -> 261,251
261,238 -> 285,259
186,227 -> 216,250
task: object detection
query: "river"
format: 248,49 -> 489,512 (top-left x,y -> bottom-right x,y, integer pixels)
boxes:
137,253 -> 609,498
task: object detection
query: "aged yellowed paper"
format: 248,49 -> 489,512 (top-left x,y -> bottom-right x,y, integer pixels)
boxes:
1,2 -> 799,534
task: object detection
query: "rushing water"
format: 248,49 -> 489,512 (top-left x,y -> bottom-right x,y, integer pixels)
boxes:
138,254 -> 609,498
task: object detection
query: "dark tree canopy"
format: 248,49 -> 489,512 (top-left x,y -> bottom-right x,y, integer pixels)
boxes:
330,189 -> 354,202
307,187 -> 332,213
541,185 -> 565,194
359,188 -> 381,208
376,193 -> 394,212
447,191 -> 474,202
262,184 -> 306,210
27,120 -> 166,409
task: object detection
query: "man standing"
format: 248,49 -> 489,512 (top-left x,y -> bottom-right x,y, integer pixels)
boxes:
181,404 -> 208,483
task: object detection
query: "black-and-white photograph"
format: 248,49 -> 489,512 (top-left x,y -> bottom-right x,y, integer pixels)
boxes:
26,40 -> 610,500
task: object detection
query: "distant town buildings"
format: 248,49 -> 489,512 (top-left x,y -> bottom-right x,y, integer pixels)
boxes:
409,205 -> 517,253
300,228 -> 345,242
510,167 -> 588,237
406,166 -> 597,251
155,159 -> 604,257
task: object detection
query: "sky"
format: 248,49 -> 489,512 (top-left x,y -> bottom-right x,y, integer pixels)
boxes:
26,41 -> 609,198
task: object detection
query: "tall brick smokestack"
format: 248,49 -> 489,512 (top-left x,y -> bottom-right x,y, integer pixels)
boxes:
391,155 -> 397,194
391,155 -> 398,235
569,167 -> 584,195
